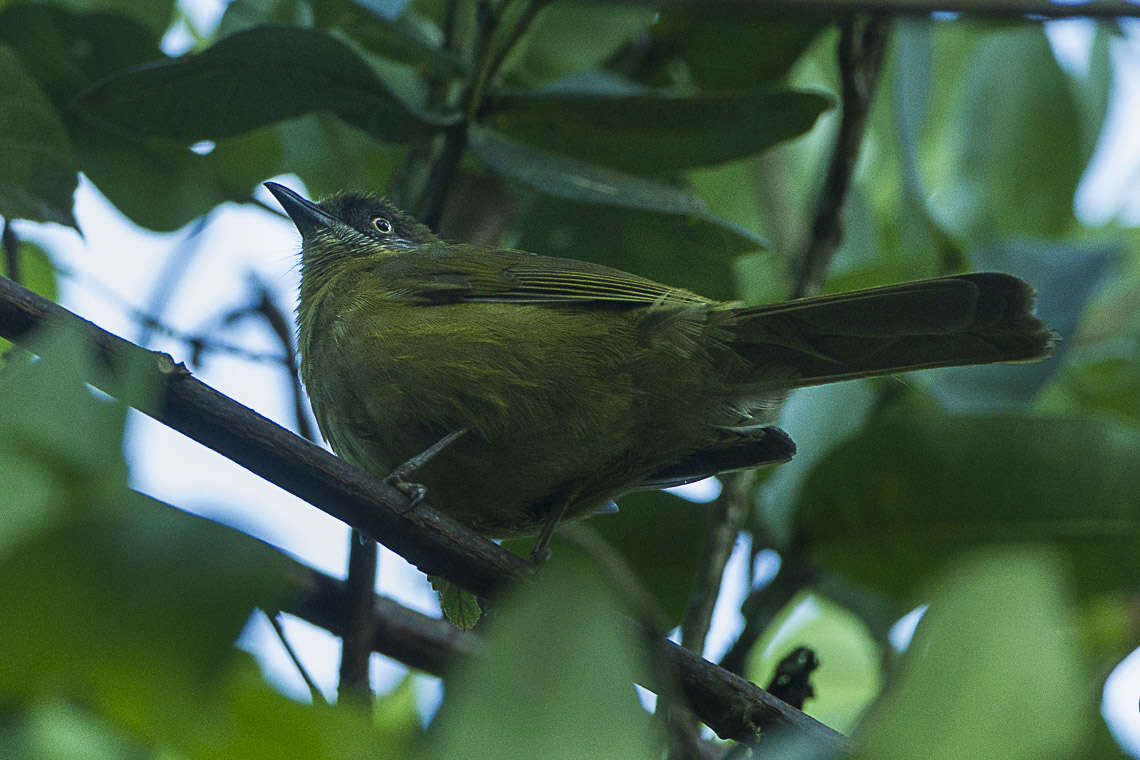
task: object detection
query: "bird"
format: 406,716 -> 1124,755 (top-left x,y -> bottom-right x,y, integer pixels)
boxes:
265,181 -> 1055,557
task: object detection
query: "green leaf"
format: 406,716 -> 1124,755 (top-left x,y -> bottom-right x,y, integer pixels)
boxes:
428,559 -> 656,760
856,547 -> 1084,760
506,188 -> 760,302
797,410 -> 1140,599
497,494 -> 728,631
0,45 -> 77,227
646,7 -> 827,89
336,1 -> 469,80
501,1 -> 656,84
590,490 -> 714,625
484,88 -> 832,174
0,5 -> 163,109
429,575 -> 482,630
472,127 -> 767,258
927,26 -> 1084,241
0,501 -> 292,701
755,381 -> 878,546
217,0 -> 314,37
78,26 -> 451,143
0,327 -> 130,527
48,0 -> 174,36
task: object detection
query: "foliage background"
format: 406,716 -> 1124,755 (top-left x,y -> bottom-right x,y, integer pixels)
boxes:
3,0 -> 1140,757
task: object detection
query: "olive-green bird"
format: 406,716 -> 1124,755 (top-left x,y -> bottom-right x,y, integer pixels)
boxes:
265,182 -> 1054,552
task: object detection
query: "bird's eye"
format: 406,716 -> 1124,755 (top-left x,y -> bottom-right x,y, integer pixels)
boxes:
371,217 -> 393,234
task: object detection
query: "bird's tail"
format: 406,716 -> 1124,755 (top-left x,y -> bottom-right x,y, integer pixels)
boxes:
727,273 -> 1056,390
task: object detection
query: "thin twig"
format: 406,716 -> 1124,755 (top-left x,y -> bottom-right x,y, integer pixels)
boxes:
266,610 -> 328,705
417,0 -> 548,227
665,472 -> 753,759
792,15 -> 891,298
681,471 -> 757,656
218,275 -> 314,441
136,215 -> 210,347
55,263 -> 289,364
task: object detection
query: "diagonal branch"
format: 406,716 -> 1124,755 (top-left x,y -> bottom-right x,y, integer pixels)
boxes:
285,548 -> 851,752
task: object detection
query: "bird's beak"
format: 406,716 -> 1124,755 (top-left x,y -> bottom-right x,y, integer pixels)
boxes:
264,182 -> 339,238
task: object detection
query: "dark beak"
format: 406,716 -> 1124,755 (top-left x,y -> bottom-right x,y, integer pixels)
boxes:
264,182 -> 338,238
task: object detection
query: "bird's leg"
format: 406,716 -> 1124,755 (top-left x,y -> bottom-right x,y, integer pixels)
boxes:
527,500 -> 571,565
385,429 -> 467,510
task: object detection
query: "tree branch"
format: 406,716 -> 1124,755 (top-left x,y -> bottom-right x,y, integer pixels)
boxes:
286,551 -> 851,753
605,0 -> 1140,19
793,14 -> 891,298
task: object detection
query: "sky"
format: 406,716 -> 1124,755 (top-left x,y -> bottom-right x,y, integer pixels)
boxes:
12,0 -> 1140,752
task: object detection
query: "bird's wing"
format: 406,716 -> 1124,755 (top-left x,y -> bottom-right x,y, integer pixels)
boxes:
379,246 -> 710,307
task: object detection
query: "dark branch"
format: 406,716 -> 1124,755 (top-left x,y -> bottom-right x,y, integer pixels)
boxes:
338,533 -> 380,703
600,0 -> 1140,18
288,553 -> 851,752
793,14 -> 891,298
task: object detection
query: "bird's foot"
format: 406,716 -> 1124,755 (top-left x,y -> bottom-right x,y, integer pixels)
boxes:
384,429 -> 467,511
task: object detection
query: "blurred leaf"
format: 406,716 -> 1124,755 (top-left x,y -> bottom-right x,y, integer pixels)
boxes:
928,239 -> 1115,410
927,26 -> 1084,241
0,327 -> 130,525
0,500 -> 292,702
506,188 -> 758,301
798,410 -> 1140,599
0,45 -> 77,228
274,112 -> 406,198
217,0 -> 314,37
40,0 -> 175,35
78,26 -> 452,143
501,1 -> 655,85
0,5 -> 162,109
428,559 -> 656,760
1075,22 -> 1114,161
647,8 -> 826,89
473,127 -> 767,260
748,593 -> 882,735
591,490 -> 714,625
335,1 -> 469,80
73,125 -> 280,231
755,381 -> 878,546
484,88 -> 832,174
6,699 -> 151,760
371,675 -> 422,741
1055,353 -> 1140,429
855,547 -> 1083,760
208,655 -> 390,759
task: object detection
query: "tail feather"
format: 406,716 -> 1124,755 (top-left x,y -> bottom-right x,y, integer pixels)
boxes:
728,273 -> 1057,390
